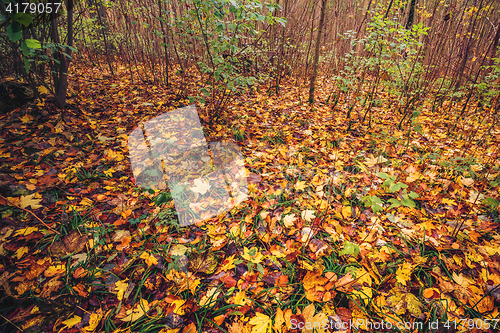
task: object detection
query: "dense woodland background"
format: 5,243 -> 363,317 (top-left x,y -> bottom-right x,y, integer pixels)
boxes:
1,0 -> 500,333
2,0 -> 500,114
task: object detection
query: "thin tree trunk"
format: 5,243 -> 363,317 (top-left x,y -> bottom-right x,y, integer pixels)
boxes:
489,21 -> 500,68
94,0 -> 114,75
308,0 -> 327,104
51,0 -> 74,109
405,0 -> 417,30
158,0 -> 170,85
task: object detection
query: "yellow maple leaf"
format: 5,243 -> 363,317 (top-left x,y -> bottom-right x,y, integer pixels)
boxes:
103,168 -> 115,177
442,198 -> 456,206
20,114 -> 34,124
283,214 -> 297,228
341,205 -> 352,219
249,312 -> 271,333
220,254 -> 236,271
405,293 -> 424,318
140,251 -> 158,267
396,262 -> 413,286
295,180 -> 307,191
82,312 -> 103,332
114,280 -> 129,301
386,290 -> 425,319
242,247 -> 264,264
301,303 -> 328,333
14,246 -> 29,259
38,85 -> 49,94
232,290 -> 249,306
20,193 -> 42,209
120,299 -> 150,322
301,209 -> 315,222
190,178 -> 211,194
364,154 -> 387,167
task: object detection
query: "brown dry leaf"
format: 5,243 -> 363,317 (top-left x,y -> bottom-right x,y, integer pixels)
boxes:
335,271 -> 355,289
190,250 -> 218,274
470,294 -> 494,313
301,303 -> 328,333
183,322 -> 197,333
49,230 -> 88,257
228,320 -> 251,333
303,269 -> 329,302
386,289 -> 425,319
20,193 -> 43,209
40,276 -> 63,298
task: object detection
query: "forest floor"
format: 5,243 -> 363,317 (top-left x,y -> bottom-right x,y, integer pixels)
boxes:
0,64 -> 499,333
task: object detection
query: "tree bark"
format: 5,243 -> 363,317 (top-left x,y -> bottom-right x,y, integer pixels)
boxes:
489,21 -> 500,67
308,0 -> 327,104
405,0 -> 417,30
51,0 -> 74,109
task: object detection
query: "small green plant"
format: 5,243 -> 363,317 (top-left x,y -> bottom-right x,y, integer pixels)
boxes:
74,166 -> 105,181
362,172 -> 419,213
156,208 -> 180,229
233,127 -> 246,141
377,172 -> 408,193
264,129 -> 286,144
361,195 -> 385,213
129,213 -> 149,226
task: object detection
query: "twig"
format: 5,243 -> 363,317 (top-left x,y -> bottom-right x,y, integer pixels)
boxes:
0,313 -> 23,332
0,194 -> 60,234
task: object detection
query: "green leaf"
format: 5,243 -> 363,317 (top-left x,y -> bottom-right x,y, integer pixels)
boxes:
6,23 -> 22,42
154,192 -> 170,205
14,12 -> 33,27
276,17 -> 287,27
389,183 -> 401,192
339,241 -> 360,257
483,197 -> 499,209
388,198 -> 401,209
201,88 -> 210,97
23,57 -> 30,73
21,41 -> 29,56
372,203 -> 384,213
377,172 -> 391,179
401,198 -> 416,208
25,39 -> 41,49
408,191 -> 419,199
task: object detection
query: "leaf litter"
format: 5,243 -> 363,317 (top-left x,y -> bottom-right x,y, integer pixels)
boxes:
0,66 -> 499,332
